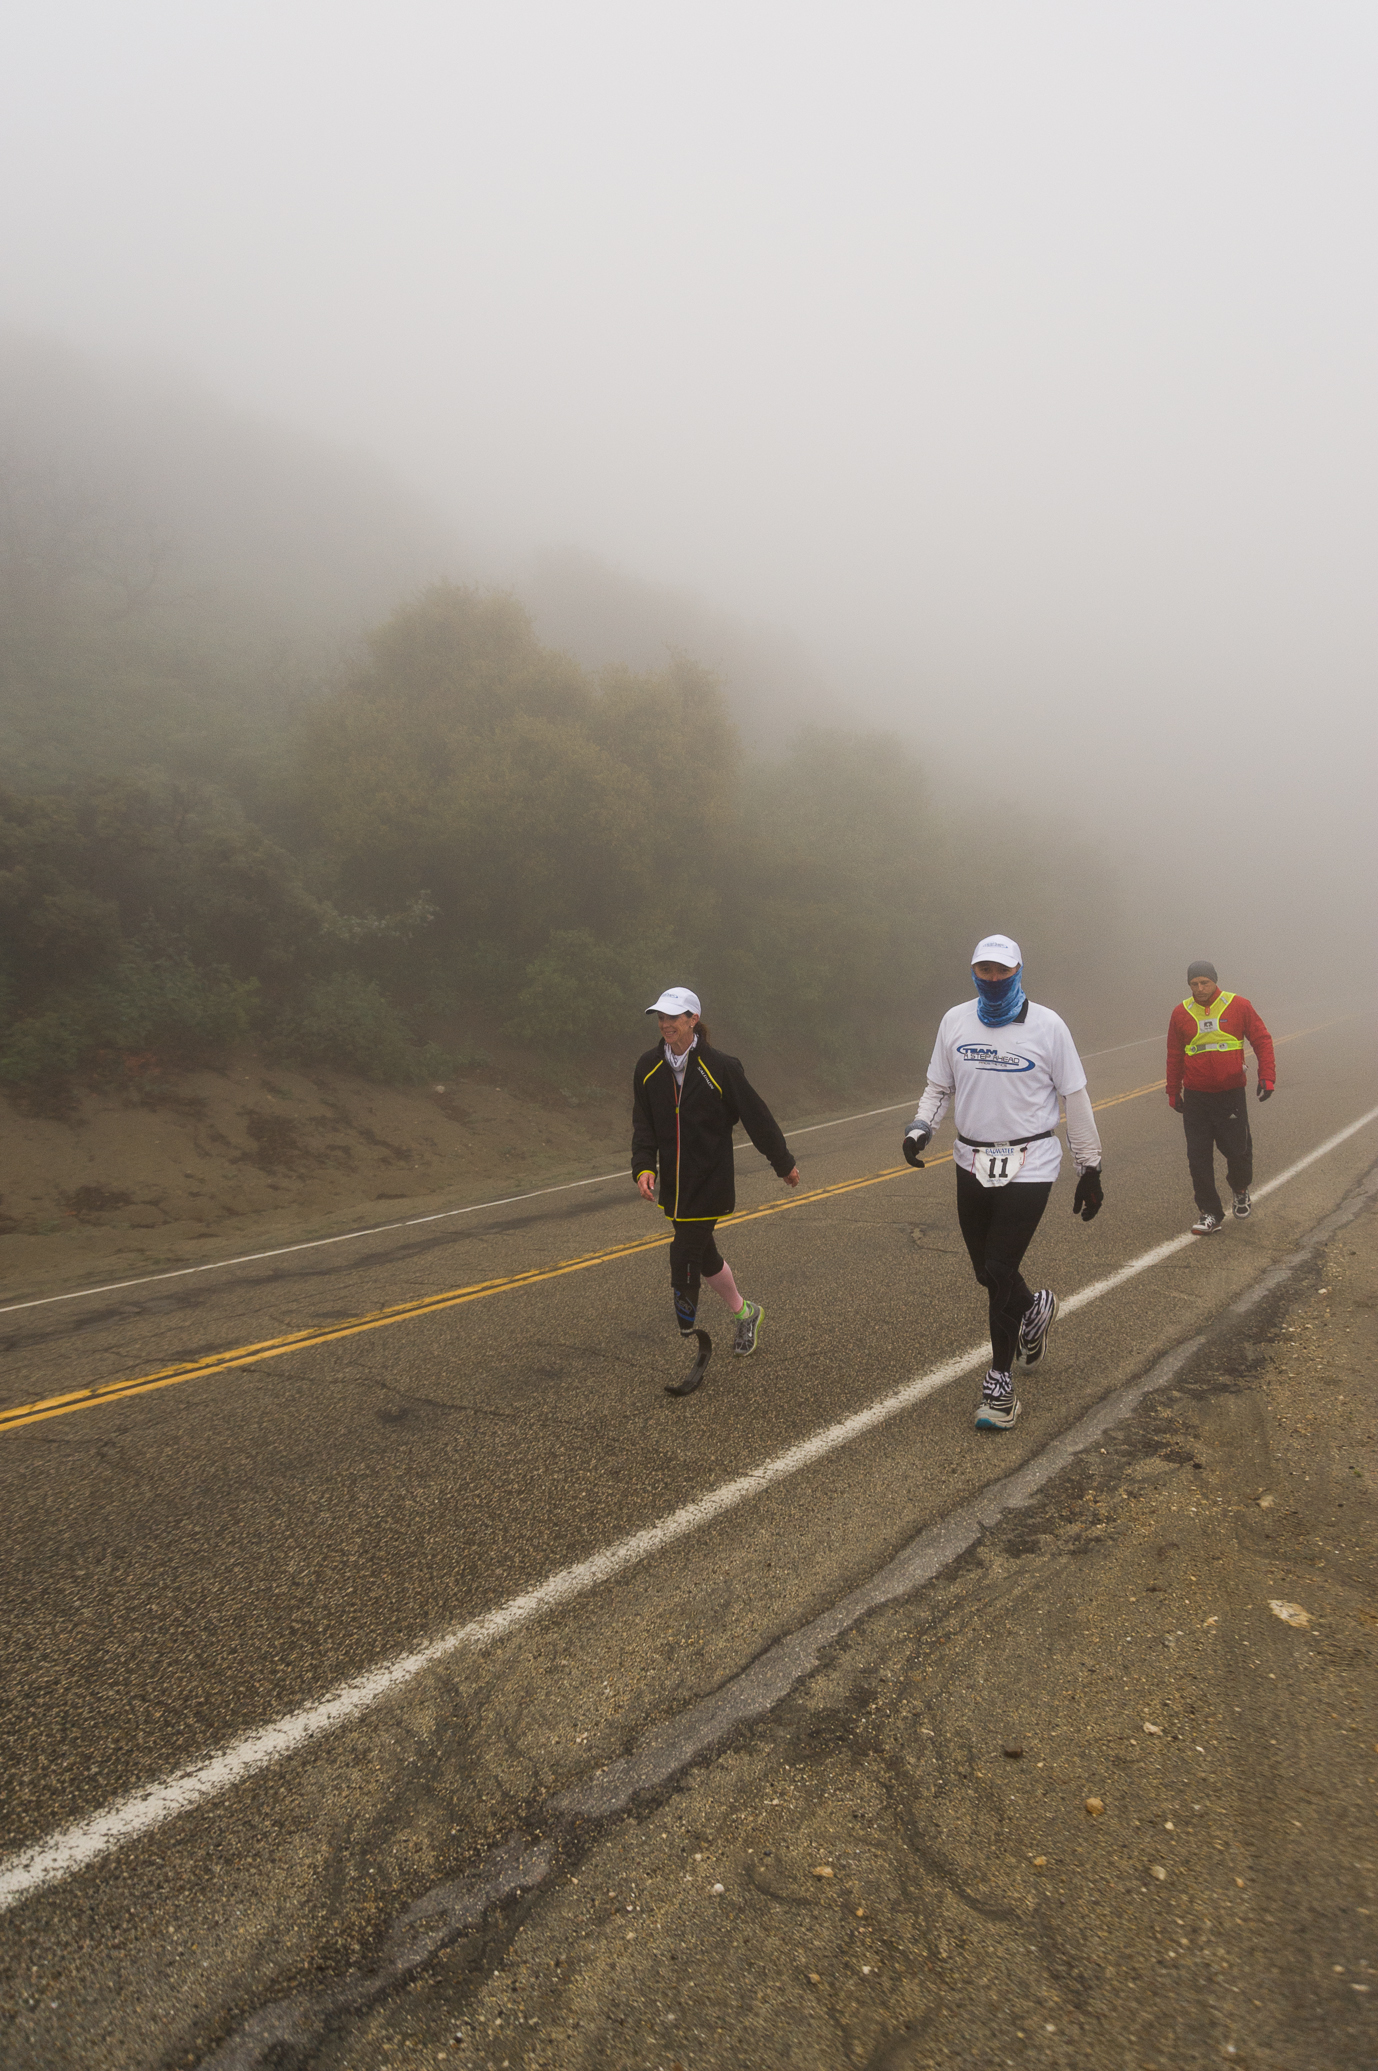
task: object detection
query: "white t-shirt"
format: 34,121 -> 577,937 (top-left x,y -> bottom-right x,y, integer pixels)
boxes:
920,1001 -> 1088,1183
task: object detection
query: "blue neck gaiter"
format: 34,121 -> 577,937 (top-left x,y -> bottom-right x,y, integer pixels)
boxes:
973,968 -> 1026,1028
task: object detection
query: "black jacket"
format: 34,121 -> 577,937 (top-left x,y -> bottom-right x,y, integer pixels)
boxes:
631,1039 -> 794,1221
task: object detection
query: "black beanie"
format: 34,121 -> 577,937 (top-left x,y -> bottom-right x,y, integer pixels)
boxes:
1186,960 -> 1218,983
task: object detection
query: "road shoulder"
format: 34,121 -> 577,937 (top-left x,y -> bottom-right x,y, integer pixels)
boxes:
309,1185 -> 1378,2071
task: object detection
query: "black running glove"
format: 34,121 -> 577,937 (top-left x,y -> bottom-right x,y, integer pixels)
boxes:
1256,1081 -> 1274,1102
902,1126 -> 932,1168
1072,1166 -> 1103,1221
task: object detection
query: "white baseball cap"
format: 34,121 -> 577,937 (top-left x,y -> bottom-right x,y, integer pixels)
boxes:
646,986 -> 701,1017
972,934 -> 1022,968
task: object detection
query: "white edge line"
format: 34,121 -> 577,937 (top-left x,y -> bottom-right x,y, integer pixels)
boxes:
0,1103 -> 931,1319
0,1030 -> 1172,1318
0,1175 -> 631,1317
1250,1109 -> 1378,1201
0,1341 -> 978,1912
3,1097 -> 1375,1915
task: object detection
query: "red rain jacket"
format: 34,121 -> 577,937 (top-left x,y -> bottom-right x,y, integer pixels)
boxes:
1166,991 -> 1276,1105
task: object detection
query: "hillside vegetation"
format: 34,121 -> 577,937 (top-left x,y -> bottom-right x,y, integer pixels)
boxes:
0,344 -> 1115,1100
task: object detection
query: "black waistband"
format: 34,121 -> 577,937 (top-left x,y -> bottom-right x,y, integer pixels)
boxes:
958,1129 -> 1055,1149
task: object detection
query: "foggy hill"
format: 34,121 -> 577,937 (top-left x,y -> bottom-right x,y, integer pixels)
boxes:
0,334 -> 453,629
513,547 -> 840,749
0,334 -> 457,787
0,338 -> 853,789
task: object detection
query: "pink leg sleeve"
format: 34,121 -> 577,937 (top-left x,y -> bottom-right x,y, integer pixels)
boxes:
703,1262 -> 743,1314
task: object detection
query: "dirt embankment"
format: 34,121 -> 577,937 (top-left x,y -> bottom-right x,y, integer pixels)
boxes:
317,1192 -> 1378,2071
0,1051 -> 634,1299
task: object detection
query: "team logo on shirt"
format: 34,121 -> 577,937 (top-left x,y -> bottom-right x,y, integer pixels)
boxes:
956,1044 -> 1036,1072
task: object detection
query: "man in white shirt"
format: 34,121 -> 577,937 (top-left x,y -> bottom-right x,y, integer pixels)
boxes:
902,934 -> 1104,1430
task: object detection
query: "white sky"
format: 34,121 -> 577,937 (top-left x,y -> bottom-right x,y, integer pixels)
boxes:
3,2 -> 1375,975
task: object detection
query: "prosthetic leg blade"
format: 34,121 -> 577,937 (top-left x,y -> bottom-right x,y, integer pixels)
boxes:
666,1328 -> 712,1398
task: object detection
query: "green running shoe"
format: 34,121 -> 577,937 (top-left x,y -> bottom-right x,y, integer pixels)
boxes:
733,1299 -> 764,1355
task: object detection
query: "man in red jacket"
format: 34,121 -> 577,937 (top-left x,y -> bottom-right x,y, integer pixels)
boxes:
1166,961 -> 1276,1235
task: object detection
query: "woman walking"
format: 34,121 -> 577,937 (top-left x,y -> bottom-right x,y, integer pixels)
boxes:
632,986 -> 798,1391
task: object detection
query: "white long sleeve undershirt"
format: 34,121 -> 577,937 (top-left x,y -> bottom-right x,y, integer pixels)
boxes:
910,1081 -> 1102,1173
1064,1086 -> 1103,1173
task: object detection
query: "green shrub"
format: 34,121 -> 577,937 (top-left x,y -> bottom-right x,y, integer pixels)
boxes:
0,952 -> 257,1083
91,949 -> 259,1057
0,1004 -> 91,1084
271,971 -> 417,1081
507,929 -> 654,1049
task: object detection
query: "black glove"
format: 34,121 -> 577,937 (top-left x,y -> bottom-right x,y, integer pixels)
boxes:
902,1126 -> 932,1168
1072,1166 -> 1103,1221
1256,1081 -> 1274,1102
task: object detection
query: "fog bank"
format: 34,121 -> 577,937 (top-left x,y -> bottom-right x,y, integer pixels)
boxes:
3,3 -> 1374,1011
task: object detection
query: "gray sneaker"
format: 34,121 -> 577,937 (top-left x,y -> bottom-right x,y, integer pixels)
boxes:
1232,1190 -> 1252,1219
1191,1211 -> 1225,1235
975,1370 -> 1020,1430
733,1299 -> 764,1355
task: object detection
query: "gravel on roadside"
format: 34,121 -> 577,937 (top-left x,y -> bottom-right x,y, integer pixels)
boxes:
305,1200 -> 1378,2071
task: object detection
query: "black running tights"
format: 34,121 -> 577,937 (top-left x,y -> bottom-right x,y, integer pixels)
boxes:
954,1169 -> 1053,1374
669,1220 -> 724,1332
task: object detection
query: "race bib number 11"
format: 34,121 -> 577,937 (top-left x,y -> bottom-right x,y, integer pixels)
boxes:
971,1142 -> 1027,1188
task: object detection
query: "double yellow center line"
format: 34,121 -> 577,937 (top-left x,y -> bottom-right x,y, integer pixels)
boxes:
0,1045 -> 1313,1438
0,1157 -> 948,1435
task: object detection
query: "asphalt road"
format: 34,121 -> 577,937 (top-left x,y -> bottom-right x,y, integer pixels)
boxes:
1,1016 -> 1375,2068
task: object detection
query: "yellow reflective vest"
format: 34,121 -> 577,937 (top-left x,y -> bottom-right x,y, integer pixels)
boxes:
1181,992 -> 1243,1058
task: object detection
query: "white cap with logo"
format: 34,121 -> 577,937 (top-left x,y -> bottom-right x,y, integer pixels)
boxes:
972,934 -> 1022,968
646,986 -> 701,1017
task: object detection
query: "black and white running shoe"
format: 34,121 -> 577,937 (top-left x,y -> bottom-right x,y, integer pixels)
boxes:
975,1370 -> 1020,1431
1016,1289 -> 1058,1371
1232,1190 -> 1252,1219
1191,1212 -> 1225,1235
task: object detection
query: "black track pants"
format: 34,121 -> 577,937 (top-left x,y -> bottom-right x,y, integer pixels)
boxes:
1182,1087 -> 1252,1220
955,1168 -> 1054,1374
669,1221 -> 724,1332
